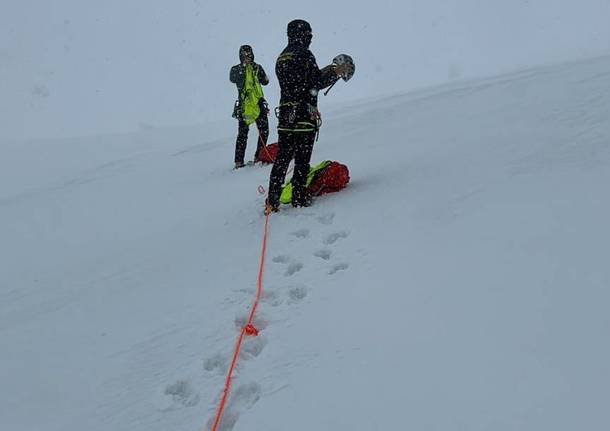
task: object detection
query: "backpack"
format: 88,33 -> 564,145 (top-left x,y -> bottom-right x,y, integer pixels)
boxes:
241,64 -> 265,125
280,160 -> 350,204
256,142 -> 278,164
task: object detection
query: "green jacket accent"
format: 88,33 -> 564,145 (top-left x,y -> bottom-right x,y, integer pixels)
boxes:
280,160 -> 332,204
241,64 -> 264,125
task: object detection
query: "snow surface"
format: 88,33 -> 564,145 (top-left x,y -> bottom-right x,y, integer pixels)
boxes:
1,55 -> 610,430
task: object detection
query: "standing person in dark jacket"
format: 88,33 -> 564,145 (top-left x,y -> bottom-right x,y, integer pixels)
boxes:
265,20 -> 350,213
230,45 -> 270,169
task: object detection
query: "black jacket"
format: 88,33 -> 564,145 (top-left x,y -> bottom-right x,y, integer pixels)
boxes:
229,63 -> 269,99
275,43 -> 337,129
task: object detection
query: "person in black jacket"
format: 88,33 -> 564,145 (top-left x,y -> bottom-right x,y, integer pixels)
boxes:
265,20 -> 350,213
230,45 -> 270,169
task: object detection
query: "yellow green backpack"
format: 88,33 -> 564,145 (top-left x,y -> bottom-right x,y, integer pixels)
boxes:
241,64 -> 264,125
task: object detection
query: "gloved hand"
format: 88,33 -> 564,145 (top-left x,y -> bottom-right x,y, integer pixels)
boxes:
320,64 -> 337,75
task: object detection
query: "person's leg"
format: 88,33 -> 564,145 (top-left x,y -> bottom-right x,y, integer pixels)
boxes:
291,132 -> 316,206
267,131 -> 295,208
253,113 -> 269,161
234,119 -> 249,166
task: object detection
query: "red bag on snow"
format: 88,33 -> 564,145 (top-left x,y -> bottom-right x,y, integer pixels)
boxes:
256,142 -> 278,164
279,160 -> 350,204
308,161 -> 350,197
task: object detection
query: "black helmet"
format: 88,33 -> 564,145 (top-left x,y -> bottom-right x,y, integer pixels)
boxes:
239,45 -> 254,62
287,19 -> 312,46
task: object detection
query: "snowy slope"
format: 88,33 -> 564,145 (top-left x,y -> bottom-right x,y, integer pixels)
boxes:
1,56 -> 609,431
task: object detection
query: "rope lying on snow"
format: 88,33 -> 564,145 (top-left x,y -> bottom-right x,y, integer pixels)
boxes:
210,210 -> 270,431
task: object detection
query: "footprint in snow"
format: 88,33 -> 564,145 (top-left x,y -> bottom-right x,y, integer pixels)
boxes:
241,335 -> 267,359
317,212 -> 335,225
262,289 -> 283,307
160,379 -> 200,409
329,263 -> 349,275
272,254 -> 291,264
314,249 -> 332,260
324,231 -> 349,245
206,382 -> 262,431
285,261 -> 303,277
287,285 -> 308,303
203,353 -> 229,374
271,254 -> 304,277
291,228 -> 310,239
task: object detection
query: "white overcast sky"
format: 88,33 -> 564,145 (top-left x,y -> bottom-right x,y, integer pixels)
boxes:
1,0 -> 609,140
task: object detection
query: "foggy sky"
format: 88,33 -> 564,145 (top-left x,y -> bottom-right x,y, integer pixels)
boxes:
1,0 -> 609,140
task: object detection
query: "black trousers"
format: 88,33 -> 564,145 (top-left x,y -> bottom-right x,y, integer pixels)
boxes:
267,130 -> 316,207
234,113 -> 269,164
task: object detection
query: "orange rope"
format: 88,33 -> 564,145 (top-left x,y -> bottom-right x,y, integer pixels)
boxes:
212,115 -> 308,427
254,122 -> 294,196
210,211 -> 270,431
255,122 -> 276,163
